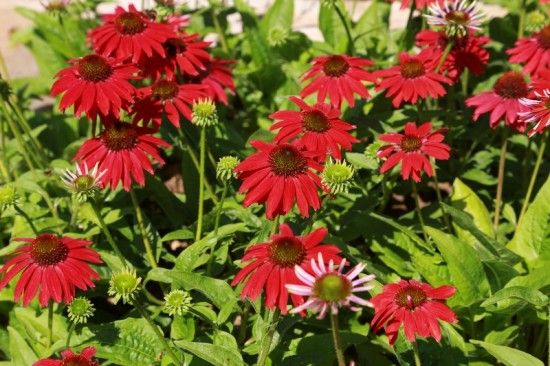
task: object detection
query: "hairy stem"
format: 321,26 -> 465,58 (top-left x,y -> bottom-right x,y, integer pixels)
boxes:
519,131 -> 548,224
412,181 -> 429,242
196,127 -> 207,242
412,342 -> 422,366
256,309 -> 280,366
435,40 -> 453,73
331,313 -> 346,366
206,183 -> 229,276
47,301 -> 53,349
66,322 -> 76,348
493,128 -> 508,236
130,189 -> 157,268
14,205 -> 39,235
91,203 -> 126,264
334,2 -> 355,55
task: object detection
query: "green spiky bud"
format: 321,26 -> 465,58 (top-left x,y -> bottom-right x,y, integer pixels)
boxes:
192,98 -> 218,127
216,156 -> 240,181
108,267 -> 141,304
164,289 -> 192,316
0,184 -> 18,210
526,11 -> 547,33
67,297 -> 95,324
267,26 -> 290,47
321,159 -> 354,194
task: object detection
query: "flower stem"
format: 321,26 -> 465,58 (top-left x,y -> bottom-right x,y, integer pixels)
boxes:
13,205 -> 38,235
493,128 -> 508,236
431,161 -> 452,232
133,300 -> 181,365
256,308 -> 280,366
518,0 -> 527,39
196,127 -> 207,242
65,322 -> 76,348
237,302 -> 251,347
411,181 -> 429,241
334,2 -> 355,55
400,0 -> 415,49
206,183 -> 229,276
0,101 -> 38,171
91,203 -> 126,264
211,6 -> 229,54
129,189 -> 157,268
7,99 -> 48,166
518,131 -> 548,224
435,40 -> 453,73
47,301 -> 53,349
412,342 -> 422,366
330,313 -> 346,366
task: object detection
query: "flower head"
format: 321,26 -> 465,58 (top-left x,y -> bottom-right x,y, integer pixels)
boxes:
164,289 -> 193,316
465,71 -> 529,131
192,98 -> 218,127
377,122 -> 450,182
231,224 -> 341,314
270,96 -> 358,161
267,26 -> 290,47
34,347 -> 100,366
0,234 -> 102,307
371,279 -> 457,345
425,0 -> 484,38
108,266 -> 141,304
67,297 -> 95,324
300,54 -> 374,108
286,253 -> 375,319
217,155 -> 240,181
526,10 -> 547,33
51,54 -> 138,120
73,121 -> 170,191
186,58 -> 235,105
507,25 -> 550,76
321,158 -> 354,194
399,0 -> 438,10
62,163 -> 105,202
0,184 -> 18,211
374,52 -> 452,107
236,140 -> 323,219
519,89 -> 550,136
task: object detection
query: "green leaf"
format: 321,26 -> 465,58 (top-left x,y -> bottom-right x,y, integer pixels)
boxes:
354,0 -> 392,53
161,229 -> 195,242
425,227 -> 490,306
174,339 -> 243,366
451,178 -> 494,238
260,0 -> 294,33
345,152 -> 378,170
507,175 -> 550,262
471,340 -> 544,366
481,286 -> 548,308
319,2 -> 350,53
8,327 -> 37,365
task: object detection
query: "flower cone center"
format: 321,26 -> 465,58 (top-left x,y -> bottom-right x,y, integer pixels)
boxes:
152,80 -> 179,100
313,273 -> 352,302
400,59 -> 425,79
494,71 -> 528,99
401,135 -> 422,152
74,175 -> 95,191
323,56 -> 350,77
30,234 -> 69,266
538,25 -> 550,49
115,12 -> 147,35
268,236 -> 306,267
78,55 -> 113,82
268,145 -> 308,176
302,110 -> 331,132
445,10 -> 470,25
165,38 -> 186,57
62,356 -> 91,366
102,124 -> 138,151
394,286 -> 427,310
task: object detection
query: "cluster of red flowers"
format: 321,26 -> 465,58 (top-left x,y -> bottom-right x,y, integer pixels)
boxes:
51,4 -> 235,191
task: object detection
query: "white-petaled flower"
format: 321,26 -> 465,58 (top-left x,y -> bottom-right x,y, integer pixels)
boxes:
286,253 -> 375,319
425,0 -> 484,38
519,89 -> 550,136
62,162 -> 105,202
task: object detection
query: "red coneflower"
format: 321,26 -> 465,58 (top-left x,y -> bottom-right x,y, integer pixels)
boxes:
377,122 -> 450,182
231,224 -> 341,314
140,33 -> 211,80
51,54 -> 138,120
0,234 -> 101,307
371,279 -> 457,345
519,89 -> 550,136
132,79 -> 205,127
89,4 -> 175,63
507,25 -> 550,77
187,58 -> 235,104
300,54 -> 374,108
34,346 -> 100,366
465,71 -> 529,131
73,121 -> 171,191
399,0 -> 438,10
374,52 -> 452,108
416,30 -> 490,81
269,96 -> 358,161
236,140 -> 323,219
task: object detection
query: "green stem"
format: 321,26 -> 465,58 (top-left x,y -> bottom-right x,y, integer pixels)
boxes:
91,203 -> 126,264
334,3 -> 355,55
461,68 -> 469,96
7,100 -> 48,166
0,101 -> 37,171
432,161 -> 452,232
400,0 -> 415,49
14,205 -> 38,235
196,127 -> 207,242
211,7 -> 229,54
129,189 -> 157,268
133,300 -> 181,365
47,301 -> 53,349
411,181 -> 429,242
206,183 -> 229,276
435,41 -> 454,73
518,0 -> 527,39
66,322 -> 76,348
330,313 -> 346,366
0,114 -> 11,182
0,49 -> 10,80
237,302 -> 251,347
518,131 -> 548,224
412,342 -> 422,366
256,309 -> 280,366
493,128 -> 508,236
547,305 -> 550,366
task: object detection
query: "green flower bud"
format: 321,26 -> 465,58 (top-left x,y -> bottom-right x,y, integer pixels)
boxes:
526,11 -> 547,33
163,289 -> 192,316
321,159 -> 354,194
216,155 -> 240,181
67,297 -> 95,324
0,184 -> 18,210
192,98 -> 218,127
267,26 -> 290,47
62,163 -> 105,203
108,267 -> 141,304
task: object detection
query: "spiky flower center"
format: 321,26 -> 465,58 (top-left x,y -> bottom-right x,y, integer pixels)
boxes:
494,71 -> 528,99
268,145 -> 308,176
302,110 -> 331,132
268,236 -> 306,267
313,273 -> 352,302
102,124 -> 138,151
323,56 -> 350,77
394,285 -> 427,310
152,80 -> 179,100
401,135 -> 422,152
538,25 -> 550,49
73,175 -> 95,191
30,234 -> 69,266
68,297 -> 95,324
78,55 -> 113,82
445,10 -> 470,25
400,59 -> 425,79
115,12 -> 147,35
